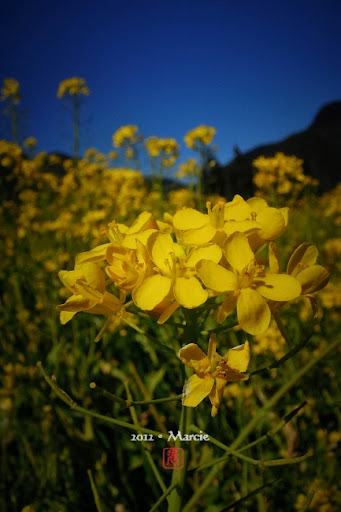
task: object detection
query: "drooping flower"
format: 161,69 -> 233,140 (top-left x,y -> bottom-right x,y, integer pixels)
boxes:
57,262 -> 125,324
179,334 -> 250,416
286,243 -> 330,294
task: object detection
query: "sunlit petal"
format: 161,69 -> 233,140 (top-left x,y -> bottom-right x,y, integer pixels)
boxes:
179,343 -> 210,373
224,195 -> 251,221
173,276 -> 208,308
177,224 -> 217,245
186,244 -> 222,268
173,208 -> 209,230
226,341 -> 250,373
196,260 -> 238,292
150,232 -> 174,275
133,274 -> 171,311
224,232 -> 254,272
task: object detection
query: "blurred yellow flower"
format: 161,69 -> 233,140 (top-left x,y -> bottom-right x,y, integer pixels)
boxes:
57,77 -> 90,98
184,125 -> 216,150
1,78 -> 21,103
112,125 -> 139,147
23,136 -> 38,148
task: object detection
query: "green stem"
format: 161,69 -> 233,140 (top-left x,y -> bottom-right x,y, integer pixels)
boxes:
182,334 -> 341,512
90,382 -> 181,407
87,469 -> 104,512
37,361 -> 168,438
188,425 -> 312,469
148,482 -> 178,512
168,404 -> 193,512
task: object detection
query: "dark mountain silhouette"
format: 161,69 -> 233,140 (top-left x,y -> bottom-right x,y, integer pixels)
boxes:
204,101 -> 341,199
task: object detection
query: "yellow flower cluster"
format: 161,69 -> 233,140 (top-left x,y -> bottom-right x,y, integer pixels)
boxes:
112,125 -> 139,148
184,125 -> 216,150
145,136 -> 179,166
57,77 -> 90,98
58,194 -> 329,336
1,78 -> 21,103
253,152 -> 319,203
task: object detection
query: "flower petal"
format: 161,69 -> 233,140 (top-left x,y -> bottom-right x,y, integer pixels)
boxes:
269,242 -> 281,274
209,377 -> 227,416
179,343 -> 210,373
287,243 -> 319,277
173,276 -> 208,308
57,294 -> 91,312
226,341 -> 250,373
60,310 -> 76,325
217,293 -> 238,323
150,232 -> 174,275
247,196 -> 268,213
75,243 -> 111,265
126,211 -> 157,234
182,374 -> 214,407
177,224 -> 217,245
296,265 -> 330,294
237,288 -> 271,335
224,232 -> 254,272
186,244 -> 222,268
256,207 -> 286,240
133,275 -> 171,311
196,260 -> 238,292
173,208 -> 209,230
223,219 -> 261,236
224,195 -> 251,221
255,274 -> 301,301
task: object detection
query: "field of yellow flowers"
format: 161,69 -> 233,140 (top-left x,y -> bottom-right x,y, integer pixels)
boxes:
1,80 -> 341,512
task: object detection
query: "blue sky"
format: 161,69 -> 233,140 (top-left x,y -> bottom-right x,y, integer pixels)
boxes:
1,0 -> 341,169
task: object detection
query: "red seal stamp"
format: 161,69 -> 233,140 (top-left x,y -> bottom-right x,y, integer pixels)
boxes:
162,447 -> 184,470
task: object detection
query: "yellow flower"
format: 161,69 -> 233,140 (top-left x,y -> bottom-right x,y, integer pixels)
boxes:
197,232 -> 301,334
57,262 -> 125,324
179,334 -> 250,416
132,232 -> 222,316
